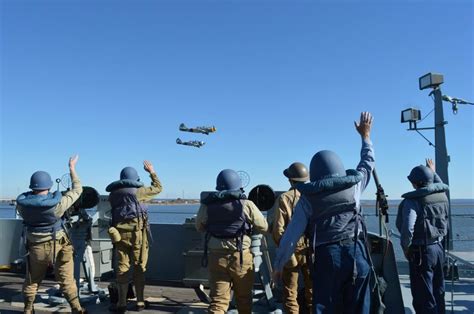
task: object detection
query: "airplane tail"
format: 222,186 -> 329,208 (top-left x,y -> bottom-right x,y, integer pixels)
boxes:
176,138 -> 182,144
179,123 -> 187,130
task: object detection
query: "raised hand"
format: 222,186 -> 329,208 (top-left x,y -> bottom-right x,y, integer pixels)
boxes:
143,160 -> 155,174
425,158 -> 435,172
354,111 -> 373,139
69,155 -> 79,171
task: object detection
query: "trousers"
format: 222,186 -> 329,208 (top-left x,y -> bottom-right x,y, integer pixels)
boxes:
282,250 -> 313,313
313,239 -> 371,314
23,236 -> 82,311
208,249 -> 254,314
408,242 -> 445,314
115,227 -> 149,307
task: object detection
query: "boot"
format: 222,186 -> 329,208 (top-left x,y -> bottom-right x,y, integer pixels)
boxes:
69,298 -> 83,314
23,307 -> 34,314
117,283 -> 129,311
133,270 -> 146,311
24,300 -> 34,314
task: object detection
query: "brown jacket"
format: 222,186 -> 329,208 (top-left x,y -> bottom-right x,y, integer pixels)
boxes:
272,188 -> 308,255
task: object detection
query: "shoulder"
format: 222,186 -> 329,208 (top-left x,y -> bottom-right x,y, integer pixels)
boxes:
242,199 -> 261,217
400,198 -> 419,212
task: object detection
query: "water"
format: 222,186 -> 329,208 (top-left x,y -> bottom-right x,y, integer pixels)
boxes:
2,200 -> 473,254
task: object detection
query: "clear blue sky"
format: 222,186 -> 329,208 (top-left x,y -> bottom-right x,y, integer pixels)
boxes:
1,0 -> 473,200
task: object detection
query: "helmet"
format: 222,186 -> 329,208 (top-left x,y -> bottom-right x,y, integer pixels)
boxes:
29,171 -> 53,191
283,162 -> 309,182
216,169 -> 242,191
407,165 -> 434,187
309,150 -> 345,181
120,167 -> 140,181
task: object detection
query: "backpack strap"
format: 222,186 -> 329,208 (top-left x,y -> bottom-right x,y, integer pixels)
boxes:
201,232 -> 211,268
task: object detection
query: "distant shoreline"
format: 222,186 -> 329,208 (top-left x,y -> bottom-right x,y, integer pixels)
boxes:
1,198 -> 473,206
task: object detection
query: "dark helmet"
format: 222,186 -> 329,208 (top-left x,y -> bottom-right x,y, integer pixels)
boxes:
309,150 -> 345,181
216,169 -> 242,191
120,167 -> 140,181
29,171 -> 53,191
283,162 -> 309,182
407,165 -> 434,187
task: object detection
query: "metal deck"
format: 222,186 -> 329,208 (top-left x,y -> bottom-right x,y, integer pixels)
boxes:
0,272 -> 473,313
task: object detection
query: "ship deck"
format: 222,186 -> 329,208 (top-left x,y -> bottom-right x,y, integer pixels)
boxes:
0,272 -> 473,313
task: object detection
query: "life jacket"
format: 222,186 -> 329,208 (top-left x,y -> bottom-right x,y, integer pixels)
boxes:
17,191 -> 63,234
201,190 -> 251,267
298,169 -> 364,248
17,191 -> 64,264
106,180 -> 148,226
397,183 -> 449,245
297,169 -> 365,284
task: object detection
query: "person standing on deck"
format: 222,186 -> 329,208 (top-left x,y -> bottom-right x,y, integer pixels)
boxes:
106,161 -> 162,313
272,162 -> 312,313
396,159 -> 449,314
195,169 -> 268,314
16,155 -> 86,314
273,112 -> 375,313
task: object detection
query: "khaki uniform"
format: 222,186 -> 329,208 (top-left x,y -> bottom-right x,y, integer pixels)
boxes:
272,189 -> 312,314
196,200 -> 268,314
113,173 -> 162,308
17,173 -> 83,312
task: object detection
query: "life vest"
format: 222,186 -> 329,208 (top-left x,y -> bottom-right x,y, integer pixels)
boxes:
17,191 -> 63,234
201,191 -> 251,267
298,169 -> 367,284
297,169 -> 364,247
398,183 -> 449,245
106,180 -> 148,225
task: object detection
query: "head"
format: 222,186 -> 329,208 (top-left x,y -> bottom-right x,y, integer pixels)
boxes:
120,167 -> 140,181
407,165 -> 434,189
215,169 -> 242,191
309,150 -> 346,181
29,171 -> 53,194
283,162 -> 309,186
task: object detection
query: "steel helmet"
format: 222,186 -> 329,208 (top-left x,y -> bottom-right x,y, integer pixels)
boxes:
283,162 -> 309,182
120,167 -> 140,181
309,150 -> 346,181
29,171 -> 53,191
407,165 -> 434,187
216,169 -> 242,191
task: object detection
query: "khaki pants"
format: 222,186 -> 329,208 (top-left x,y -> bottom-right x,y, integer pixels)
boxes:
23,237 -> 81,311
208,249 -> 254,314
115,228 -> 149,307
282,251 -> 313,314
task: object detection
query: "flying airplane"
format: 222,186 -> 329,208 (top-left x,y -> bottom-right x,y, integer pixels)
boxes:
176,138 -> 205,148
179,123 -> 216,135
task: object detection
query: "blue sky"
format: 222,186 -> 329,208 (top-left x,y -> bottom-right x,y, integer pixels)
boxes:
1,0 -> 473,199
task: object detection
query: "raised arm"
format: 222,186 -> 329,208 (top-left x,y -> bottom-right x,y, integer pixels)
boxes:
55,155 -> 83,217
136,160 -> 163,202
426,158 -> 443,183
354,112 -> 375,192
